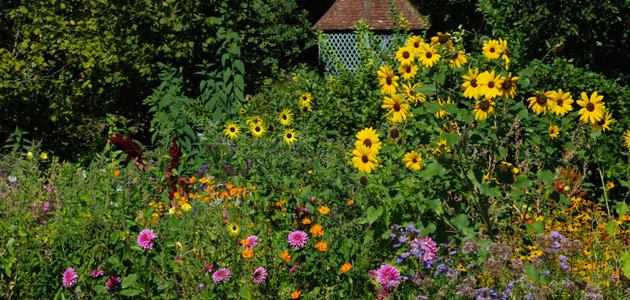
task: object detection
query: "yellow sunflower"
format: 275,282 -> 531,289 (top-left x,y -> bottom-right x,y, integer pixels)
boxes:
351,145 -> 378,174
223,122 -> 241,139
250,123 -> 266,138
499,38 -> 510,70
300,101 -> 313,112
396,46 -> 415,66
624,130 -> 630,148
377,64 -> 399,96
431,32 -> 452,48
417,43 -> 441,68
355,127 -> 382,152
482,39 -> 503,60
402,151 -> 423,171
577,91 -> 605,124
477,70 -> 501,99
227,223 -> 240,236
246,115 -> 263,127
474,98 -> 496,121
548,125 -> 560,139
433,140 -> 451,154
447,50 -> 467,68
299,92 -> 313,106
527,91 -> 555,115
593,111 -> 614,132
279,108 -> 293,126
283,128 -> 298,144
435,98 -> 452,119
548,89 -> 573,116
406,36 -> 425,56
398,63 -> 418,80
382,94 -> 411,124
402,82 -> 426,104
497,73 -> 519,99
461,68 -> 482,99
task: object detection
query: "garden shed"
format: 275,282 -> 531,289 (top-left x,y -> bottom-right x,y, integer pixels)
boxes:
313,0 -> 427,73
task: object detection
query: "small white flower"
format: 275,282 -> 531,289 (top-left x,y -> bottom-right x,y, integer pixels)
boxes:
8,176 -> 17,183
116,186 -> 123,192
100,168 -> 107,173
82,171 -> 87,179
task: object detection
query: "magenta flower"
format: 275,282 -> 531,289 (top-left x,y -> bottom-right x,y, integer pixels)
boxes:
91,269 -> 105,278
287,230 -> 308,249
375,264 -> 400,291
289,265 -> 301,273
245,235 -> 259,249
419,237 -> 438,264
105,275 -> 121,291
62,267 -> 78,288
252,267 -> 267,285
212,268 -> 231,283
137,228 -> 158,250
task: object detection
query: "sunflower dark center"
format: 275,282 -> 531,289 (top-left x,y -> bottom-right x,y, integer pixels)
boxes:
490,47 -> 495,53
230,127 -> 235,132
389,128 -> 400,139
287,133 -> 292,139
282,115 -> 287,120
413,42 -> 419,48
403,51 -> 410,59
359,176 -> 368,185
362,155 -> 369,163
393,103 -> 401,111
406,66 -> 411,73
479,100 -> 490,110
470,79 -> 478,87
536,95 -> 547,105
502,80 -> 512,90
556,99 -> 563,106
412,158 -> 417,163
487,81 -> 495,89
302,107 -> 308,112
232,226 -> 237,230
255,126 -> 261,132
386,76 -> 392,85
597,118 -> 606,126
586,103 -> 595,111
363,139 -> 372,147
439,35 -> 449,44
426,52 -> 432,59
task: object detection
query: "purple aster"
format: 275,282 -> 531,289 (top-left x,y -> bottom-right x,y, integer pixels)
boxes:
245,235 -> 259,249
253,267 -> 267,284
212,268 -> 231,283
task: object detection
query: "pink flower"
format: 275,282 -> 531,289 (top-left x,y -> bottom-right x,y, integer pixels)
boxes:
419,237 -> 438,264
91,269 -> 105,278
105,275 -> 121,292
289,265 -> 301,273
375,264 -> 400,291
202,262 -> 213,273
287,230 -> 308,249
212,268 -> 231,283
137,228 -> 158,250
62,267 -> 78,288
252,267 -> 267,284
245,235 -> 259,249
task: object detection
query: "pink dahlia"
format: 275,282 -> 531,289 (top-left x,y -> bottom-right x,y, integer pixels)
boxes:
245,235 -> 259,249
91,269 -> 105,278
62,267 -> 78,288
375,264 -> 400,291
212,268 -> 231,283
105,275 -> 121,291
137,228 -> 158,250
419,237 -> 438,264
287,230 -> 308,249
252,267 -> 267,285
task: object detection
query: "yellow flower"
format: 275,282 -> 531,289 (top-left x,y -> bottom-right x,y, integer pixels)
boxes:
40,152 -> 48,160
497,73 -> 519,99
593,111 -> 614,132
250,123 -> 266,138
548,89 -> 574,115
299,92 -> 312,106
382,94 -> 411,124
377,64 -> 399,96
477,70 -> 501,99
482,39 -> 503,60
280,251 -> 292,262
291,290 -> 301,299
341,262 -> 353,273
395,46 -> 415,65
433,140 -> 451,154
246,115 -> 263,127
224,122 -> 241,139
402,151 -> 423,171
435,98 -> 452,119
302,218 -> 312,225
227,223 -> 240,236
499,38 -> 510,70
474,99 -> 496,121
447,50 -> 467,68
624,130 -> 630,148
310,224 -> 324,236
405,36 -> 425,56
242,248 -> 254,258
431,32 -> 452,47
283,128 -> 298,145
26,151 -> 33,159
401,82 -> 426,104
577,91 -> 605,124
279,108 -> 293,126
354,127 -> 382,153
527,91 -> 555,115
461,68 -> 482,99
315,241 -> 328,252
417,43 -> 441,67
319,206 -> 330,215
352,144 -> 378,174
398,63 -> 418,80
181,203 -> 192,212
548,125 -> 560,139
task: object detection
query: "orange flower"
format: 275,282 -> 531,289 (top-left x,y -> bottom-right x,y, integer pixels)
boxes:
347,199 -> 355,206
315,241 -> 328,252
242,248 -> 254,258
310,224 -> 324,236
281,251 -> 291,262
302,218 -> 312,225
113,170 -> 121,176
341,262 -> 353,273
291,290 -> 301,299
319,206 -> 330,214
240,239 -> 250,246
189,176 -> 196,183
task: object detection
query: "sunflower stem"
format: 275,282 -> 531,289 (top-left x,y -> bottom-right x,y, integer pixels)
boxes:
598,167 -> 611,215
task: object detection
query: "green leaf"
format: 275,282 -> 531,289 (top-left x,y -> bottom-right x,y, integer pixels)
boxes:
416,83 -> 436,96
620,252 -> 630,278
538,170 -> 555,185
513,175 -> 533,188
616,201 -> 629,217
120,289 -> 142,296
605,221 -> 618,236
433,73 -> 446,85
365,206 -> 383,225
532,221 -> 544,234
525,265 -> 541,283
121,273 -> 138,289
421,161 -> 446,179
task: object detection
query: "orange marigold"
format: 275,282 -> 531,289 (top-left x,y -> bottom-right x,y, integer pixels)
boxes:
315,241 -> 328,252
310,224 -> 324,236
341,262 -> 353,273
114,170 -> 121,176
319,206 -> 330,214
302,218 -> 312,225
291,290 -> 301,299
242,248 -> 254,258
347,199 -> 355,205
281,251 -> 291,262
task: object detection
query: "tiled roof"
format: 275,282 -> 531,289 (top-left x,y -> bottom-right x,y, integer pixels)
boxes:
313,0 -> 426,31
